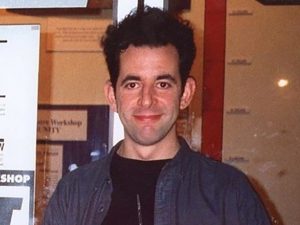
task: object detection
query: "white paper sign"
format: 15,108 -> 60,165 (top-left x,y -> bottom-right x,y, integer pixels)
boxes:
0,0 -> 88,8
0,25 -> 40,225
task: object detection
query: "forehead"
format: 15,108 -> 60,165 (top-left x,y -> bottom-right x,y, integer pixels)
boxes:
119,44 -> 180,77
121,44 -> 178,56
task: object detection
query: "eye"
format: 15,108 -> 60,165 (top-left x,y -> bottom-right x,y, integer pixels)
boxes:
156,81 -> 171,89
124,82 -> 139,89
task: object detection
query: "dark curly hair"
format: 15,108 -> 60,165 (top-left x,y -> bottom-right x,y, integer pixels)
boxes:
101,6 -> 196,90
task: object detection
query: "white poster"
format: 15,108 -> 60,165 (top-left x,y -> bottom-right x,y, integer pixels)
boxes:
0,25 -> 40,225
0,0 -> 88,9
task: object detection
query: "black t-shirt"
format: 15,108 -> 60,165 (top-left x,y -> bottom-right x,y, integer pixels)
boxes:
102,153 -> 170,225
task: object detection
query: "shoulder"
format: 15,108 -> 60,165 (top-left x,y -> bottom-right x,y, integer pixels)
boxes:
176,140 -> 271,224
54,143 -> 121,193
183,149 -> 263,202
56,155 -> 110,192
183,148 -> 250,188
178,138 -> 244,181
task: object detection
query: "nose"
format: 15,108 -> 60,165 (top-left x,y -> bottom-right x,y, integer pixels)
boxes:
138,86 -> 155,108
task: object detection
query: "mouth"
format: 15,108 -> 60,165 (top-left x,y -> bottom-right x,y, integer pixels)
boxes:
133,114 -> 162,122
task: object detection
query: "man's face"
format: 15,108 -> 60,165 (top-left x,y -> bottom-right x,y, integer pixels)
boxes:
106,44 -> 194,147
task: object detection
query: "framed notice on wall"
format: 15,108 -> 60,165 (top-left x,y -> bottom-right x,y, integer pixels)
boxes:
0,25 -> 40,225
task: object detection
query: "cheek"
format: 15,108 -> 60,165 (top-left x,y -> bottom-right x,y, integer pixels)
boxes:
116,95 -> 133,111
159,95 -> 181,112
162,92 -> 181,104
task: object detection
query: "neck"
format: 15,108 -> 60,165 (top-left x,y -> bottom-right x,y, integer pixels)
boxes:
117,135 -> 180,161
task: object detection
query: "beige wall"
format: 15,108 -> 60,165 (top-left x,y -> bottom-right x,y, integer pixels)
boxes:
223,1 -> 300,224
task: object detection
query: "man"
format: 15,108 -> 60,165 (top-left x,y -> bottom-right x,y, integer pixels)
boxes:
42,7 -> 271,225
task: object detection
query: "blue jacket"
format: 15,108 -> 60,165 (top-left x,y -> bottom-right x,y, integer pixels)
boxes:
43,139 -> 271,225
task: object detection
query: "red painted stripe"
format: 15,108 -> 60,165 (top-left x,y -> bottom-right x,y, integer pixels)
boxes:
201,0 -> 226,161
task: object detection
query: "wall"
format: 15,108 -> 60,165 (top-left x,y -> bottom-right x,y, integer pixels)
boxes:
223,1 -> 300,224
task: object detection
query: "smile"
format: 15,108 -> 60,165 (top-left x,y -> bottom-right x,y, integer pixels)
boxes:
133,114 -> 162,122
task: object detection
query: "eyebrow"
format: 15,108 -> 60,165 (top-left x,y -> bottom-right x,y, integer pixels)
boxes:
120,74 -> 177,86
120,75 -> 141,86
156,74 -> 177,84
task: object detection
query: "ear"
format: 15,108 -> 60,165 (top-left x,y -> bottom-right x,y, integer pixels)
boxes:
180,77 -> 196,110
104,80 -> 117,112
